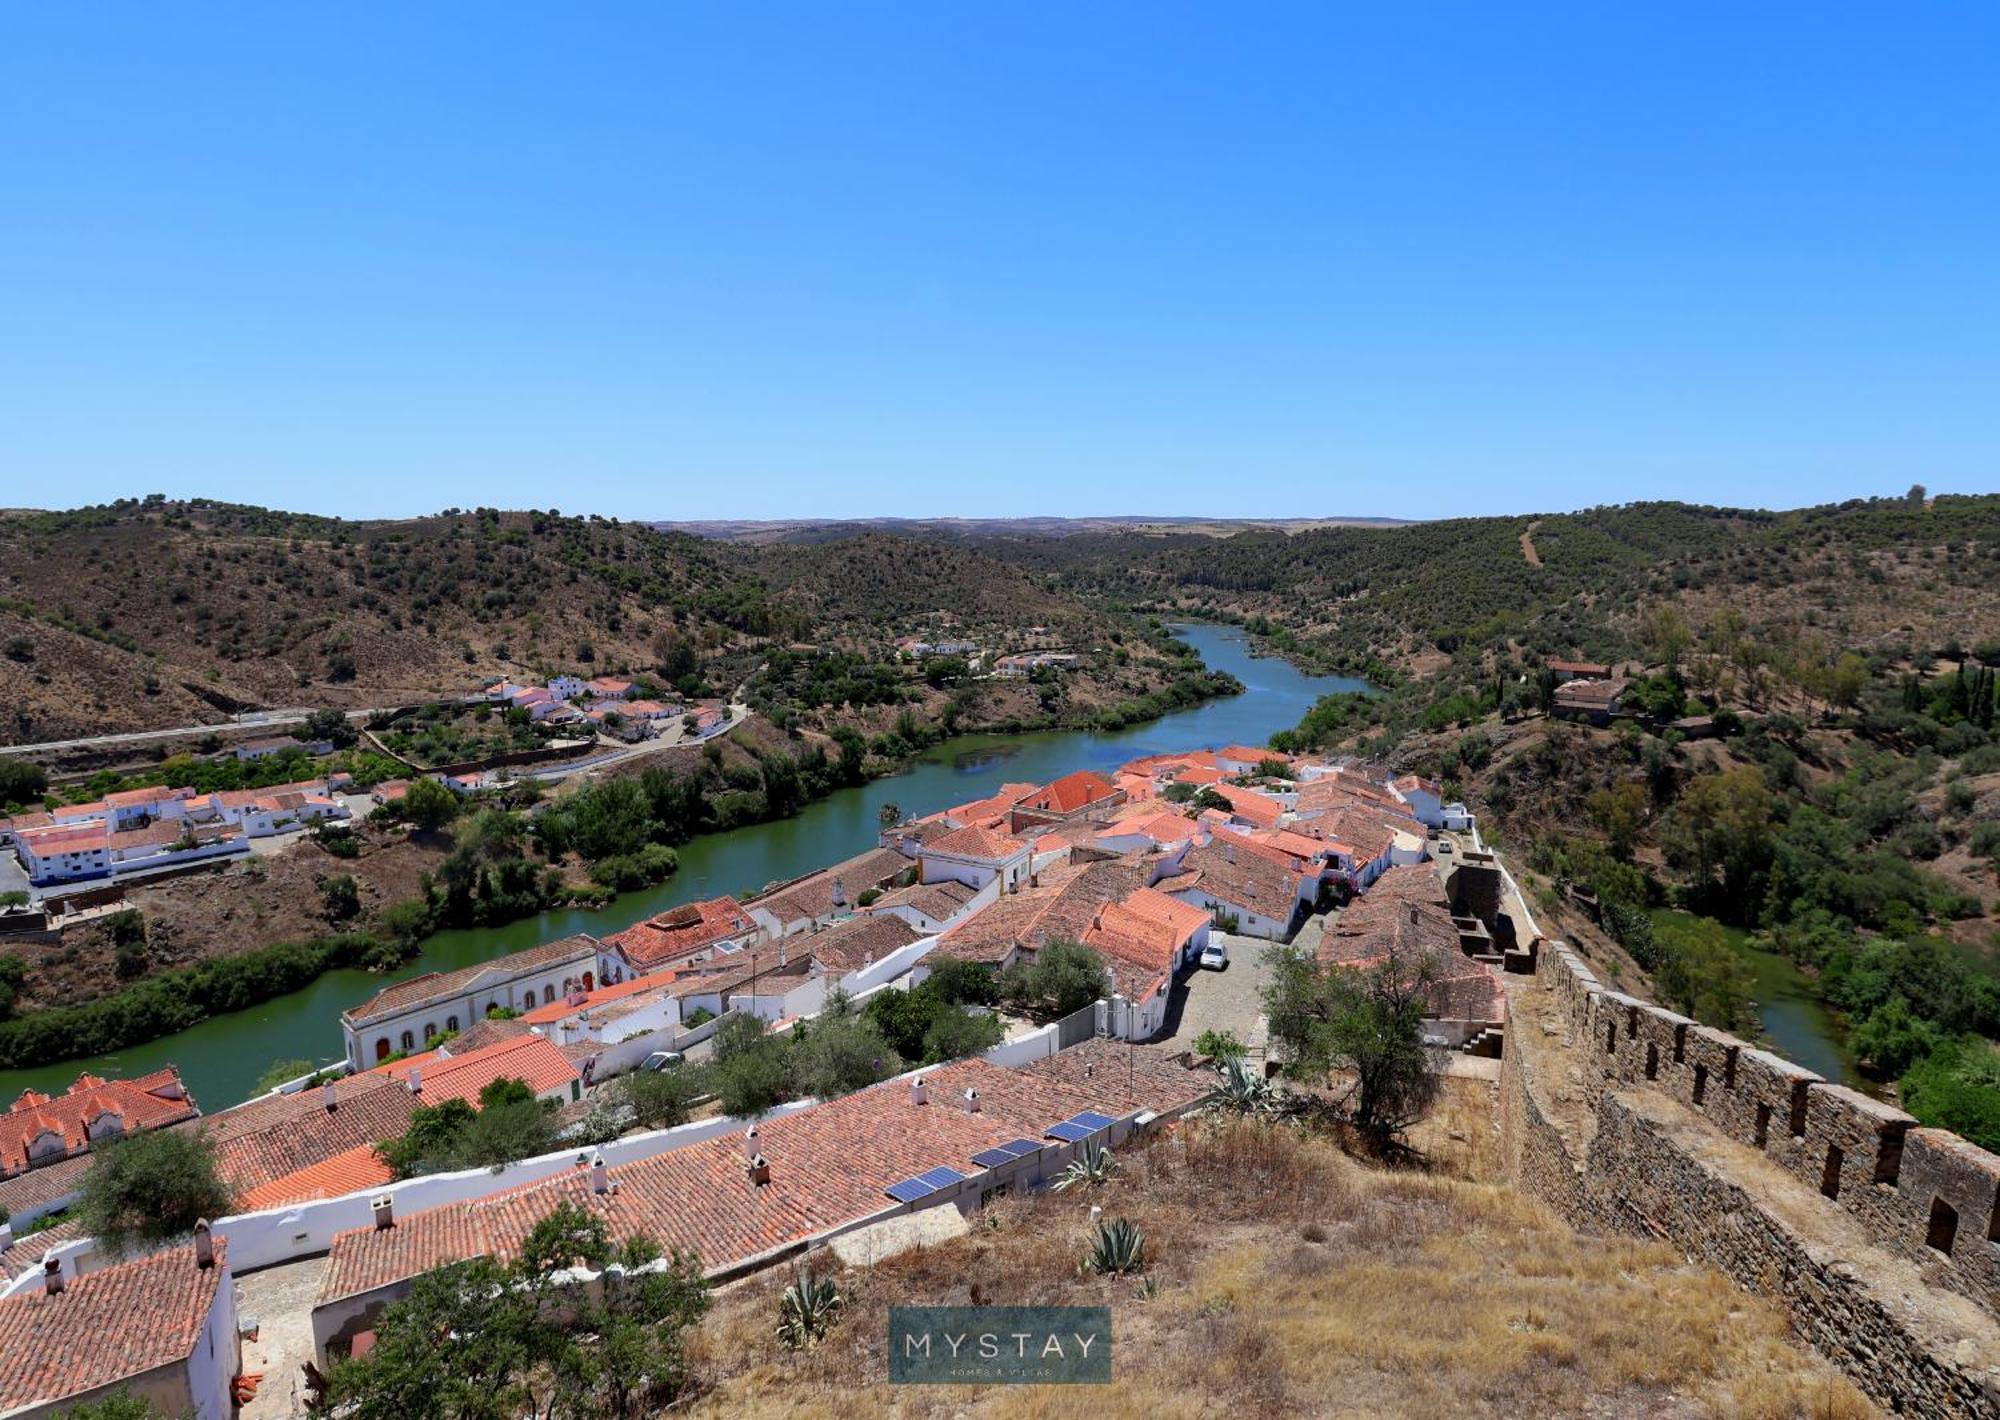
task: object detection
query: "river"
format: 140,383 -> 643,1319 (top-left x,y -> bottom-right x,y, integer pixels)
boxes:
3,624 -> 1368,1110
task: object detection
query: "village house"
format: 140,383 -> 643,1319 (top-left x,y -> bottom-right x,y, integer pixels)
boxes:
1080,888 -> 1213,1039
0,1226 -> 239,1420
1552,676 -> 1630,725
308,1040 -> 1213,1364
917,823 -> 1033,894
1318,861 -> 1505,1049
583,705 -> 653,741
0,1070 -> 199,1228
372,1033 -> 583,1108
596,897 -> 759,984
544,674 -> 588,701
482,679 -> 526,702
340,934 -> 600,1068
1008,770 -> 1125,831
583,675 -> 635,700
1547,658 -> 1613,684
744,846 -> 911,939
618,698 -> 679,723
510,686 -> 562,720
202,1074 -> 423,1212
1155,835 -> 1305,939
234,736 -> 330,762
861,878 -> 985,934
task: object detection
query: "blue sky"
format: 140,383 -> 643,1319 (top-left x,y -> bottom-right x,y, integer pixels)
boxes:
3,5 -> 1996,521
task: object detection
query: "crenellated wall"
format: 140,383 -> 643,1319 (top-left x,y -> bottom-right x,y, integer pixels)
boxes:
1505,938 -> 2000,1416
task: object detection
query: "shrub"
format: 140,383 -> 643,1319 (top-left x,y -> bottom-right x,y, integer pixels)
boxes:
776,1264 -> 844,1351
1192,1027 -> 1246,1060
1052,1143 -> 1120,1192
1084,1217 -> 1146,1275
78,1129 -> 234,1256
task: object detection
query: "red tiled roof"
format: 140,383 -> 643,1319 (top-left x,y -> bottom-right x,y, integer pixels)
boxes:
602,898 -> 755,970
1017,770 -> 1120,815
923,823 -> 1027,862
1164,838 -> 1300,918
2,1069 -> 197,1177
0,1238 -> 229,1413
1209,784 -> 1283,828
239,1142 -> 396,1210
318,1043 -> 1212,1307
382,1035 -> 580,1107
203,1074 -> 422,1204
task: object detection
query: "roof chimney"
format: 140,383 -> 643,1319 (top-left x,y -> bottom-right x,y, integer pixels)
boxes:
1224,840 -> 1236,863
371,1195 -> 395,1231
744,1124 -> 759,1158
591,1155 -> 609,1195
42,1256 -> 63,1295
321,1078 -> 338,1113
193,1219 -> 215,1270
910,1075 -> 928,1107
747,1153 -> 771,1186
961,1088 -> 981,1114
405,1066 -> 422,1095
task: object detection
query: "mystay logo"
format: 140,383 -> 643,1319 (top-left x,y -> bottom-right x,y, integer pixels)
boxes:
889,1306 -> 1111,1384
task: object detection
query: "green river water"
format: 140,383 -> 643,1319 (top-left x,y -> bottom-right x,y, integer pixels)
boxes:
2,624 -> 1369,1109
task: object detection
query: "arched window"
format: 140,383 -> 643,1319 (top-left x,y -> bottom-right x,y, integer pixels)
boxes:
582,971 -> 595,992
400,1030 -> 415,1052
376,1038 -> 391,1062
446,1015 -> 459,1033
543,984 -> 556,1005
424,1022 -> 437,1041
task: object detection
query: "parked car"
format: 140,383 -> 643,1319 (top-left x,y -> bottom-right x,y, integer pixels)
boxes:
1198,942 -> 1229,971
640,1050 -> 685,1072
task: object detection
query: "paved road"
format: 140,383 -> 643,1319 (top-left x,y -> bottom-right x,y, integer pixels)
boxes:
0,705 -> 399,757
1154,930 -> 1276,1056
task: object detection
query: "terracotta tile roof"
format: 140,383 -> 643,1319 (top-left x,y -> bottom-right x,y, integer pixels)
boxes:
746,847 -> 910,927
0,1238 -> 229,1413
0,1217 -> 88,1281
1082,888 -> 1209,1000
1171,765 -> 1227,786
938,859 -> 1151,965
1099,811 -> 1201,846
1391,774 -> 1442,797
441,1016 -> 536,1054
1016,770 -> 1121,815
1547,659 -> 1612,676
864,878 -> 978,922
382,1035 -> 580,1107
517,973 -> 663,1025
202,1074 -> 421,1204
602,898 -> 756,971
1114,773 -> 1156,802
344,935 -> 599,1026
1318,910 -> 1503,1025
319,1047 -> 1212,1306
1554,677 -> 1629,707
1209,784 -> 1283,828
1164,838 -> 1299,918
923,823 -> 1028,862
239,1142 -> 397,1211
0,1153 -> 93,1223
1220,745 -> 1284,765
103,785 -> 193,810
2,1069 -> 197,1177
794,913 -> 921,975
17,823 -> 109,855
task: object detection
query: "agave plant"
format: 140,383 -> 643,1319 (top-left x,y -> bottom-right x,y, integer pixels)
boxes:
777,1263 -> 844,1351
1051,1142 -> 1120,1191
1084,1217 -> 1146,1275
1217,1055 -> 1281,1116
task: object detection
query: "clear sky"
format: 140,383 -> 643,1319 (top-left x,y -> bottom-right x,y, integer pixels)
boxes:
3,5 -> 1996,522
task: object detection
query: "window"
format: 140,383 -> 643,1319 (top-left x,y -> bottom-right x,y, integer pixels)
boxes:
1927,1197 -> 1959,1255
400,1031 -> 414,1052
543,984 -> 556,1005
446,1015 -> 459,1033
424,1022 -> 437,1041
1723,1047 -> 1738,1089
583,972 -> 595,991
376,1038 -> 391,1062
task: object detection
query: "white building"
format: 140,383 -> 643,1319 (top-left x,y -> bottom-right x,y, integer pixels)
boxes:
917,824 -> 1032,894
545,674 -> 588,701
340,934 -> 600,1068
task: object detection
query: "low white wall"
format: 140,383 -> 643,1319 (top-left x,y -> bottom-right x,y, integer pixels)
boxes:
840,932 -> 941,996
198,1099 -> 816,1276
978,1020 -> 1062,1067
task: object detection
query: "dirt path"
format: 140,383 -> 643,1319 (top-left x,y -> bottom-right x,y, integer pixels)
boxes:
1520,519 -> 1543,567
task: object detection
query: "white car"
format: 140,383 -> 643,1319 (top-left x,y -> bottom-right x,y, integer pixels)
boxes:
640,1050 -> 685,1072
1198,942 -> 1229,971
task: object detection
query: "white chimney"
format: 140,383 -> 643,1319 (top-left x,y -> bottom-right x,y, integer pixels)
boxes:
747,1153 -> 771,1186
591,1155 -> 609,1195
371,1195 -> 395,1231
42,1256 -> 63,1295
1224,840 -> 1236,863
910,1076 -> 928,1107
406,1066 -> 422,1095
961,1088 -> 981,1114
193,1219 -> 215,1270
321,1078 -> 338,1113
744,1125 -> 759,1158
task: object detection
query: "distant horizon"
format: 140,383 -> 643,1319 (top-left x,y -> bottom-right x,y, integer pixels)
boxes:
7,486 -> 1989,529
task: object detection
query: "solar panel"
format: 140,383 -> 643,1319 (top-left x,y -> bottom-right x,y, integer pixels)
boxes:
971,1147 -> 1016,1169
885,1176 -> 936,1204
1045,1120 -> 1092,1143
918,1165 -> 965,1190
1070,1110 -> 1116,1131
1000,1137 -> 1041,1158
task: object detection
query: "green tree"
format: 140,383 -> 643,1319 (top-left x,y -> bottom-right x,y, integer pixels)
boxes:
400,776 -> 460,832
253,1057 -> 316,1093
789,994 -> 901,1099
302,707 -> 360,749
320,873 -> 361,922
710,1013 -> 795,1116
1647,915 -> 1756,1030
1264,941 -> 1443,1143
0,953 -> 26,1021
1586,781 -> 1649,861
324,1203 -> 710,1420
997,940 -> 1108,1021
0,758 -> 48,809
1661,767 -> 1777,917
618,1063 -> 712,1131
77,1129 -> 234,1256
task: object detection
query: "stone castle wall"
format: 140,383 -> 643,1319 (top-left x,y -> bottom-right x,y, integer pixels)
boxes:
1503,938 -> 2000,1416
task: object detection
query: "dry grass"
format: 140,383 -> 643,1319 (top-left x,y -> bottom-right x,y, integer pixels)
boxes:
684,1082 -> 1875,1419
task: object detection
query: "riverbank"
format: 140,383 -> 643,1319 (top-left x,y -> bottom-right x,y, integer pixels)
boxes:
0,625 -> 1362,1108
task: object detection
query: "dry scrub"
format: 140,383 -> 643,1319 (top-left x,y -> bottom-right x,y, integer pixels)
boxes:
686,1081 -> 1874,1418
